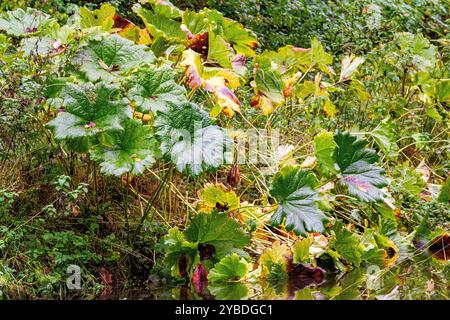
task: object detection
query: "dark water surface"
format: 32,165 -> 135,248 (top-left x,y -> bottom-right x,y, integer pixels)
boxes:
92,257 -> 448,300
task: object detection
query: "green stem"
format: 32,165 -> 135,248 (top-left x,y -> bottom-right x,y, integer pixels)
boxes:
123,173 -> 130,242
133,164 -> 173,240
92,160 -> 99,215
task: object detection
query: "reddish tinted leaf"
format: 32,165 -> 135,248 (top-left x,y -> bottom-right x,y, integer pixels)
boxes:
232,54 -> 246,74
284,256 -> 326,296
228,163 -> 241,186
429,234 -> 449,261
198,243 -> 216,260
113,14 -> 134,30
99,266 -> 114,286
192,263 -> 208,294
178,252 -> 190,278
187,31 -> 209,56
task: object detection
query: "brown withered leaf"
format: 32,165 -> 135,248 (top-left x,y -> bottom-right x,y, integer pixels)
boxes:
99,266 -> 114,286
71,205 -> 80,217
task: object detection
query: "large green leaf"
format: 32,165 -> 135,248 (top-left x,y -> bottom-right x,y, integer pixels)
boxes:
127,65 -> 186,114
269,165 -> 327,236
91,119 -> 157,176
202,9 -> 257,57
150,0 -> 182,19
0,8 -> 55,37
330,220 -> 364,267
46,82 -> 132,139
254,68 -> 285,105
155,101 -> 232,176
208,253 -> 252,283
20,36 -> 54,56
75,34 -> 155,82
162,227 -> 198,277
184,211 -> 251,252
208,283 -> 249,300
182,10 -> 209,35
207,32 -> 234,69
334,131 -> 387,202
133,4 -> 184,40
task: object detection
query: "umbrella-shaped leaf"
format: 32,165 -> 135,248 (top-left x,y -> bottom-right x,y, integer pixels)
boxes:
269,165 -> 327,236
0,8 -> 55,37
46,82 -> 132,139
91,119 -> 157,176
133,4 -> 184,40
184,211 -> 251,252
127,65 -> 186,114
75,34 -> 155,82
208,253 -> 252,283
155,101 -> 232,176
202,9 -> 257,57
161,227 -> 198,277
334,131 -> 387,202
20,36 -> 54,56
182,10 -> 209,36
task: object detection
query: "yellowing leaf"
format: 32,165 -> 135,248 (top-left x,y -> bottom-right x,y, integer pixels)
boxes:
311,37 -> 333,73
180,49 -> 241,117
198,183 -> 240,213
118,25 -> 152,45
323,98 -> 336,118
258,241 -> 290,278
293,236 -> 313,264
250,94 -> 274,116
180,49 -> 203,89
80,4 -> 116,31
204,77 -> 241,117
